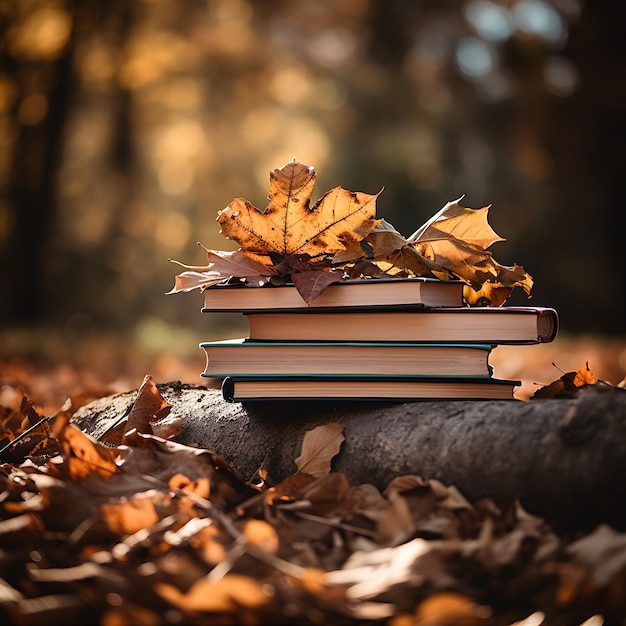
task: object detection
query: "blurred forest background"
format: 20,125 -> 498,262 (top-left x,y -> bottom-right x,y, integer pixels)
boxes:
0,0 -> 624,392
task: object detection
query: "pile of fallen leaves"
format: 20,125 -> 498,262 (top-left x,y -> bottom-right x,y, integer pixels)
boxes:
1,372 -> 626,625
169,159 -> 532,306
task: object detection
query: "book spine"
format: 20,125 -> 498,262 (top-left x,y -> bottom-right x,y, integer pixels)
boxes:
538,309 -> 560,342
221,377 -> 236,403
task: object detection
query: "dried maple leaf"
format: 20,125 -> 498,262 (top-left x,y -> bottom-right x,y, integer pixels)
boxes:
217,159 -> 381,258
408,196 -> 505,248
407,197 -> 533,305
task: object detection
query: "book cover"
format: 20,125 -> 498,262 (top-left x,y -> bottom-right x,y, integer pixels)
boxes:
202,277 -> 465,312
245,306 -> 559,345
199,339 -> 493,378
221,375 -> 520,402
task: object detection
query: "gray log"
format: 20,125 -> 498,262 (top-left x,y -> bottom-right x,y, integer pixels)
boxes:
71,382 -> 626,531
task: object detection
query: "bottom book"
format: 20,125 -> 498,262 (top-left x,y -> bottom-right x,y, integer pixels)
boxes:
221,376 -> 520,402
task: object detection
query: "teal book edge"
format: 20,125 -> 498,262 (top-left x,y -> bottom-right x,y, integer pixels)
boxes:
199,337 -> 493,380
199,341 -> 495,379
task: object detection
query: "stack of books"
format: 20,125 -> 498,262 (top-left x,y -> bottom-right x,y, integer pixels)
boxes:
197,277 -> 559,402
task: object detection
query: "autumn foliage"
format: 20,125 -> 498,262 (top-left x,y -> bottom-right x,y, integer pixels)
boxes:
1,370 -> 626,625
169,159 -> 533,305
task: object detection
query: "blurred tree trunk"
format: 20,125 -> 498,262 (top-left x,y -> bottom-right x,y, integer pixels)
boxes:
2,0 -> 134,326
4,31 -> 75,324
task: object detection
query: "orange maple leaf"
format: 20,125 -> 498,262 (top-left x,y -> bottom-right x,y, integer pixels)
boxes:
217,159 -> 381,258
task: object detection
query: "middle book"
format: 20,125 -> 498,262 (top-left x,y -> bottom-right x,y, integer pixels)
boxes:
199,339 -> 494,378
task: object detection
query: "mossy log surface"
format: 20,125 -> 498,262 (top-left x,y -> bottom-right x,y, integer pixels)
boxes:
71,383 -> 626,531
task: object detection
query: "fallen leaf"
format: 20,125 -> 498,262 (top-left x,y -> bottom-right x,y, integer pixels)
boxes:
169,473 -> 211,499
408,197 -> 533,304
166,269 -> 225,294
25,474 -> 99,531
324,538 -> 432,600
192,524 -> 227,565
242,518 -> 279,554
116,434 -> 259,509
150,412 -> 183,440
123,375 -> 172,444
567,524 -> 626,587
157,574 -> 270,612
290,269 -> 345,302
167,247 -> 275,294
294,422 -> 345,477
332,218 -> 406,265
101,493 -> 160,535
295,472 -> 352,516
265,471 -> 317,506
376,245 -> 447,279
532,361 -> 603,399
0,395 -> 54,465
415,591 -> 492,625
408,196 -> 504,247
53,421 -> 118,481
573,361 -> 598,387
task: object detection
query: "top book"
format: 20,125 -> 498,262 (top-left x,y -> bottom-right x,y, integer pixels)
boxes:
202,277 -> 465,311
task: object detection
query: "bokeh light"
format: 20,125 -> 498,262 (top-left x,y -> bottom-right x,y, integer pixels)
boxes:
0,0 -> 623,354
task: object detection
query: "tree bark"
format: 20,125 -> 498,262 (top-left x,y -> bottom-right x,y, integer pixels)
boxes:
71,382 -> 626,531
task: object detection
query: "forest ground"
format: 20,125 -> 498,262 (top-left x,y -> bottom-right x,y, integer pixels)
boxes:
1,330 -> 626,625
